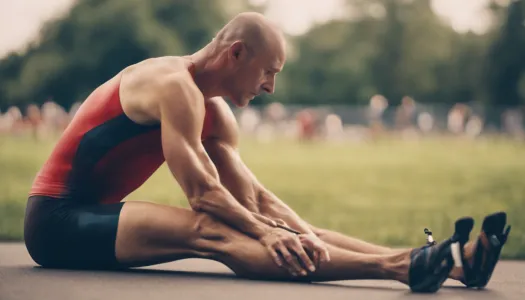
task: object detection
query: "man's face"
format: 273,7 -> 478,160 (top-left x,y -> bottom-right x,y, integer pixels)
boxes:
227,41 -> 285,107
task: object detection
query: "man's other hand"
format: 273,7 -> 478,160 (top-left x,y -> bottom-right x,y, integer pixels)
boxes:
259,228 -> 316,276
298,233 -> 331,269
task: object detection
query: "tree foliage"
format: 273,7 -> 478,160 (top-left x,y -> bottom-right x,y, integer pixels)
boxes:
0,0 -> 523,111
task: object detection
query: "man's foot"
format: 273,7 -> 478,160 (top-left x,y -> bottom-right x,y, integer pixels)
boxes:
408,217 -> 474,293
457,212 -> 511,289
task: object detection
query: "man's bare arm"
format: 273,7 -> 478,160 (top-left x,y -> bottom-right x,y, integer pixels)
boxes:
202,97 -> 329,268
157,76 -> 269,239
204,137 -> 330,265
203,137 -> 314,235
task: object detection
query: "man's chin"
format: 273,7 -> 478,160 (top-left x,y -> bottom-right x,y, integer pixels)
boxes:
223,94 -> 251,108
232,96 -> 250,108
237,100 -> 250,108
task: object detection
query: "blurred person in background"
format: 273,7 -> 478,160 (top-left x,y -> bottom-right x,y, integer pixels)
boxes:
238,106 -> 261,135
41,100 -> 70,135
23,11 -> 510,294
25,104 -> 42,141
447,103 -> 471,135
323,113 -> 344,142
296,108 -> 318,141
2,106 -> 24,135
69,102 -> 83,120
395,96 -> 417,131
502,108 -> 525,140
368,94 -> 388,138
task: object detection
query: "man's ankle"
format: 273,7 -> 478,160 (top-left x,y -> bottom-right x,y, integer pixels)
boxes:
382,251 -> 411,284
449,267 -> 464,281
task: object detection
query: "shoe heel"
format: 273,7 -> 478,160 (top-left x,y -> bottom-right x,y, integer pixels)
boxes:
482,212 -> 506,236
451,217 -> 474,268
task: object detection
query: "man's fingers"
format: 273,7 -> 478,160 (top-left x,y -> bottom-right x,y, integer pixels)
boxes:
292,244 -> 316,273
278,244 -> 305,276
300,235 -> 330,264
267,246 -> 283,267
253,213 -> 277,227
300,236 -> 313,247
311,242 -> 330,263
320,248 -> 331,263
275,219 -> 287,227
312,251 -> 320,269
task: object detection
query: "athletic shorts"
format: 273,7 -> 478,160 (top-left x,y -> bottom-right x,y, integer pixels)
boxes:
24,195 -> 125,270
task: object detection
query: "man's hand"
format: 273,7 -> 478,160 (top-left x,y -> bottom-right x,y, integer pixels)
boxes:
298,233 -> 331,269
259,227 -> 317,276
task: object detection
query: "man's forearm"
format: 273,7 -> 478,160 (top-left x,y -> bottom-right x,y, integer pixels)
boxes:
191,186 -> 270,239
257,188 -> 315,235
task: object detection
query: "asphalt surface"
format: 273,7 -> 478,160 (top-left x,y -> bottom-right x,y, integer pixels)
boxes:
1,243 -> 523,300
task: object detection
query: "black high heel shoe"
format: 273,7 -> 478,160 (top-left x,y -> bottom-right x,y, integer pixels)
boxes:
461,211 -> 511,289
408,217 -> 474,293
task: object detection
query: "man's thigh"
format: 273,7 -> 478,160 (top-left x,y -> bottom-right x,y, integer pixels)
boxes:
114,201 -> 243,266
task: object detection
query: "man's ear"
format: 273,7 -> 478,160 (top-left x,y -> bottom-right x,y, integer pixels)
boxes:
229,41 -> 247,62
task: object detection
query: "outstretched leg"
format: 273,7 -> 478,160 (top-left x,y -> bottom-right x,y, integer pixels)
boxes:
116,201 -> 413,283
308,213 -> 510,288
309,225 -> 403,255
308,225 -> 473,280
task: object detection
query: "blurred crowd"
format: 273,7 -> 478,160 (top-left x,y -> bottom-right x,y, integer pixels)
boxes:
0,101 -> 81,140
1,95 -> 524,143
236,96 -> 525,143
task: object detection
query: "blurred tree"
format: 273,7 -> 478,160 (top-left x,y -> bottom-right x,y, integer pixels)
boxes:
0,0 -> 523,113
484,0 -> 525,108
0,52 -> 24,108
276,0 -> 489,107
0,0 -> 227,111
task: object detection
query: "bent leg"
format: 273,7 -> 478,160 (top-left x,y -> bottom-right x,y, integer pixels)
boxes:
115,201 -> 411,283
115,201 -> 228,267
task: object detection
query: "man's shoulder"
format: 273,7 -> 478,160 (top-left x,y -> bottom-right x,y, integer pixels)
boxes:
204,97 -> 239,144
119,56 -> 202,124
123,56 -> 196,89
206,97 -> 237,125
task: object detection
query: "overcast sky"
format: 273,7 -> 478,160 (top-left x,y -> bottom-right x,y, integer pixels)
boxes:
0,0 -> 494,57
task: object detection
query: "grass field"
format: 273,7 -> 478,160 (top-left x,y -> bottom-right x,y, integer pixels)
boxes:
1,134 -> 524,259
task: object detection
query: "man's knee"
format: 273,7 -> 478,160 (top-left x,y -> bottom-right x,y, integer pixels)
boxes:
193,212 -> 235,243
191,212 -> 262,261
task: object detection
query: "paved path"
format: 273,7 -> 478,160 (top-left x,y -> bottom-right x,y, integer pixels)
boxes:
1,243 -> 523,300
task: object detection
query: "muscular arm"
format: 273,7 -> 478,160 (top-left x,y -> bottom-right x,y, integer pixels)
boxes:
202,106 -> 314,236
206,139 -> 314,235
202,98 -> 330,268
158,77 -> 270,239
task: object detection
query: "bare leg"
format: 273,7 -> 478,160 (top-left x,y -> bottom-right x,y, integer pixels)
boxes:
309,225 -> 478,281
115,201 -> 411,284
310,226 -> 401,255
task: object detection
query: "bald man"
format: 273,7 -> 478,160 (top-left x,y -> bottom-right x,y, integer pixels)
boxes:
24,12 -> 510,293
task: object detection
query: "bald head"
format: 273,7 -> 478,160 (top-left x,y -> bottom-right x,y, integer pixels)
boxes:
199,12 -> 286,108
214,12 -> 285,57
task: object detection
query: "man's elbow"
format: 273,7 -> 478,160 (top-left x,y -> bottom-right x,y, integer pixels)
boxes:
187,182 -> 228,213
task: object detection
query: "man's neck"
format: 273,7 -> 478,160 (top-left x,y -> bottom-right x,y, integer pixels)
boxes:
187,46 -> 230,99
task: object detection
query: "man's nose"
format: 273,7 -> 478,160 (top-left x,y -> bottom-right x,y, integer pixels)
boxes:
261,78 -> 275,94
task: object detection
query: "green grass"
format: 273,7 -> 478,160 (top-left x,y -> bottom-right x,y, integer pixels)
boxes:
1,134 -> 524,259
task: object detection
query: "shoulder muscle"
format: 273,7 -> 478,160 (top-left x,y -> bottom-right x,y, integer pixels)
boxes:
206,97 -> 239,146
158,73 -> 205,143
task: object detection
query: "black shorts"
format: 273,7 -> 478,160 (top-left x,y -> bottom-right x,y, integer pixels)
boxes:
24,195 -> 125,270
